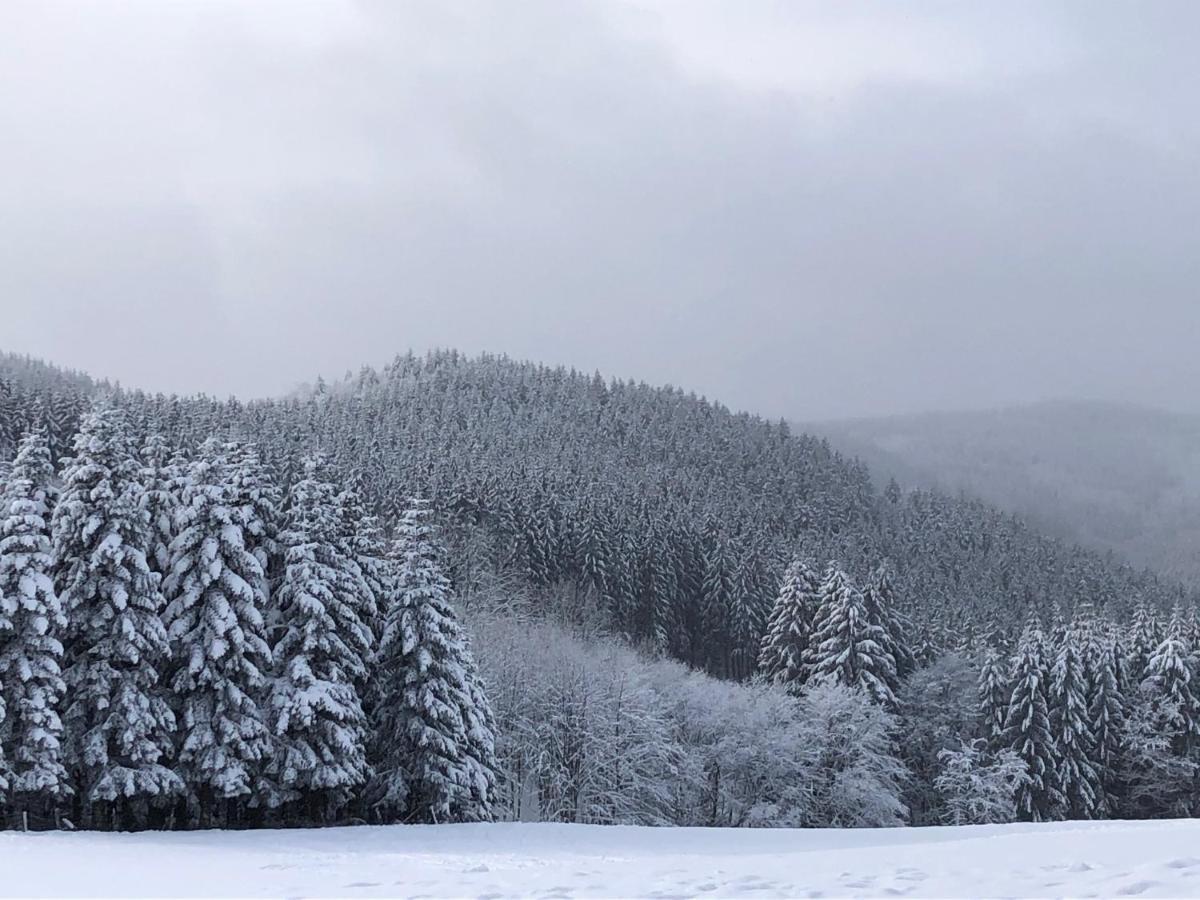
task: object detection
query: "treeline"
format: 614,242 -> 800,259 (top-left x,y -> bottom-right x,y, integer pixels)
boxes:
466,561 -> 1200,829
757,559 -> 1200,824
0,409 -> 497,830
3,349 -> 1200,832
4,349 -> 1191,681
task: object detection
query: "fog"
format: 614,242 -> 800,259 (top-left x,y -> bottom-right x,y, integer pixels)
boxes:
2,1 -> 1198,419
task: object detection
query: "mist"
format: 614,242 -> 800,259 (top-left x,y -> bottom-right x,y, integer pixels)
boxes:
2,1 -> 1198,419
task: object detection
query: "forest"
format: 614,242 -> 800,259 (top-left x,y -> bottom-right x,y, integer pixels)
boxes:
1,349 -> 1199,832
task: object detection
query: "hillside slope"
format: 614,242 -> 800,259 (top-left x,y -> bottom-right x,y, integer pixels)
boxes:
817,401 -> 1200,585
1,351 -> 1192,668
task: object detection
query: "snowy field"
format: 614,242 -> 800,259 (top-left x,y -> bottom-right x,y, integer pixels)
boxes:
3,820 -> 1200,898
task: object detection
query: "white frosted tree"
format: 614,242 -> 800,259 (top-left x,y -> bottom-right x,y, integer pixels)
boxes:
863,562 -> 914,684
0,429 -> 70,812
1050,623 -> 1101,819
336,478 -> 386,652
163,439 -> 273,824
935,739 -> 1029,825
806,564 -> 897,707
1143,606 -> 1200,754
225,441 -> 281,598
138,432 -> 179,580
52,403 -> 181,826
267,454 -> 373,818
1128,598 -> 1161,685
1088,623 -> 1128,816
978,640 -> 1008,747
1001,621 -> 1062,822
370,500 -> 498,823
757,557 -> 820,690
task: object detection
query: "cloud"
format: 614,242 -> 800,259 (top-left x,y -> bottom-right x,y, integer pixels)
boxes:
1,1 -> 1197,418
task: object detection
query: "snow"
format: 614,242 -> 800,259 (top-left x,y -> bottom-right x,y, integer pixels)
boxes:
4,820 -> 1200,898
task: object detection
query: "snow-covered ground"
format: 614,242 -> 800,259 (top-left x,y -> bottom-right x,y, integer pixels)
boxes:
2,819 -> 1199,898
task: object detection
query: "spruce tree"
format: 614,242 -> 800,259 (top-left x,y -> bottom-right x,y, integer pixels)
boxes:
1088,622 -> 1127,816
757,557 -> 820,690
370,500 -> 498,823
138,432 -> 178,580
267,454 -> 373,818
335,478 -> 385,653
806,564 -> 897,707
52,403 -> 181,826
1128,598 -> 1162,685
1051,623 -> 1102,819
162,439 -> 273,823
1143,605 -> 1200,753
226,441 -> 282,596
864,562 -> 915,682
1002,621 -> 1063,822
0,430 -> 70,812
699,535 -> 735,676
977,639 -> 1008,747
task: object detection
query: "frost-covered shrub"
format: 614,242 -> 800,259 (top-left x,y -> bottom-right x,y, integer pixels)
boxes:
935,739 -> 1029,825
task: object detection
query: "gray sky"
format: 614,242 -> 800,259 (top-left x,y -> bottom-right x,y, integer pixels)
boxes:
2,1 -> 1198,420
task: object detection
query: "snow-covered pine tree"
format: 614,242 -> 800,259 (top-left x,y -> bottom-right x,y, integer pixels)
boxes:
1050,622 -> 1102,819
699,533 -> 735,676
0,429 -> 70,814
1143,605 -> 1200,754
162,439 -> 273,824
138,432 -> 178,580
225,441 -> 282,596
864,562 -> 915,682
52,402 -> 181,827
806,564 -> 897,707
978,639 -> 1008,748
1001,620 -> 1063,822
267,454 -> 373,819
1089,622 -> 1128,816
370,499 -> 498,823
1128,598 -> 1162,686
335,477 -> 385,655
757,557 -> 820,690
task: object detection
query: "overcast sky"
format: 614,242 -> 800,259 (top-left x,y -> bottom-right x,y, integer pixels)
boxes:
2,2 -> 1198,420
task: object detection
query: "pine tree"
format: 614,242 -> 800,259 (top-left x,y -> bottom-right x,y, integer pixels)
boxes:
757,557 -> 820,690
1051,623 -> 1102,819
1002,621 -> 1063,822
267,454 -> 373,818
977,639 -> 1008,747
52,403 -> 181,825
162,439 -> 273,823
1088,622 -> 1127,816
1143,605 -> 1200,754
862,562 -> 909,689
1128,598 -> 1162,685
699,534 -> 735,676
370,500 -> 497,823
225,441 -> 282,596
138,432 -> 178,580
0,430 -> 71,812
806,564 -> 897,707
335,477 -> 385,653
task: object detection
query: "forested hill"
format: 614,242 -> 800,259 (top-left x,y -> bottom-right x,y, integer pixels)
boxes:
0,349 -> 1190,675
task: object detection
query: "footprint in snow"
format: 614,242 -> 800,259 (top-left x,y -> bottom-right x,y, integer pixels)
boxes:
1115,881 -> 1161,896
343,882 -> 381,889
464,864 -> 490,873
1165,858 -> 1200,869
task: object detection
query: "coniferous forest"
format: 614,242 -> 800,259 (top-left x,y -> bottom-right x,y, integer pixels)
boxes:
1,349 -> 1198,832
